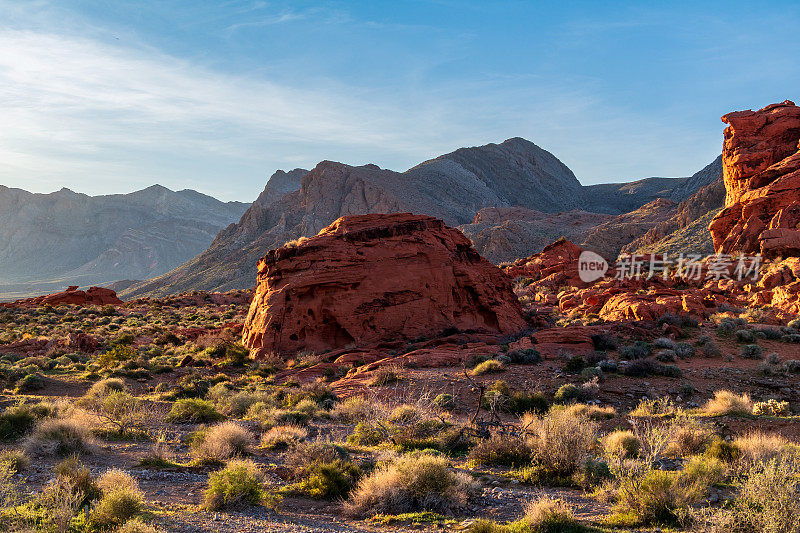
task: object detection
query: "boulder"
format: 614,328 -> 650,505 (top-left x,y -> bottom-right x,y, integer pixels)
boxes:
242,213 -> 528,358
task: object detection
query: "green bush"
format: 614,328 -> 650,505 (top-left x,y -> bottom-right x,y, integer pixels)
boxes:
0,404 -> 38,441
469,435 -> 531,467
203,459 -> 268,511
166,399 -> 224,422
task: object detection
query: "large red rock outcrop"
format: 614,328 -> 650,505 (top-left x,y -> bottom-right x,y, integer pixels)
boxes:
709,101 -> 800,256
1,286 -> 123,308
242,213 -> 529,358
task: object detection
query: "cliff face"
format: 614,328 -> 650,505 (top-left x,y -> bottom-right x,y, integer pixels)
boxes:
709,101 -> 800,257
0,184 -> 247,287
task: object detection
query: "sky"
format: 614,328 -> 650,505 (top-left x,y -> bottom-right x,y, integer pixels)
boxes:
1,1 -> 799,202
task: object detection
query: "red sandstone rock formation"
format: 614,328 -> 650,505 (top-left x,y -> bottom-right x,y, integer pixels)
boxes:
242,213 -> 529,358
503,238 -> 586,290
709,101 -> 800,256
1,286 -> 123,308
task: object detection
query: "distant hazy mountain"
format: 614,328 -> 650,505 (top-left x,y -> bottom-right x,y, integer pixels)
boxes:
122,139 -> 719,298
0,185 -> 248,290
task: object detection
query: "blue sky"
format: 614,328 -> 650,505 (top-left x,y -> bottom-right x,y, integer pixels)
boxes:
1,0 -> 799,202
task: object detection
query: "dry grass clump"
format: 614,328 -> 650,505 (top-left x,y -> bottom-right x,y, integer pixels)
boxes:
472,359 -> 505,376
603,430 -> 641,460
330,396 -> 377,422
343,453 -> 477,517
521,409 -> 598,481
24,418 -> 93,457
192,422 -> 253,463
666,415 -> 714,457
468,434 -> 531,467
260,425 -> 308,450
90,469 -> 144,529
702,390 -> 753,416
523,497 -> 582,531
733,432 -> 793,467
629,397 -> 676,417
562,403 -> 616,420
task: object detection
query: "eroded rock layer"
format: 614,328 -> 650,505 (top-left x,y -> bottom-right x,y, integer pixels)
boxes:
242,213 -> 529,358
709,101 -> 800,256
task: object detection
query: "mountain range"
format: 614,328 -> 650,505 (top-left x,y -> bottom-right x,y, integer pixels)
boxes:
0,185 -> 247,299
119,138 -> 722,298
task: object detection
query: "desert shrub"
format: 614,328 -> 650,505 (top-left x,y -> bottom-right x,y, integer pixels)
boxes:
783,333 -> 800,343
629,397 -> 676,417
674,342 -> 695,358
614,468 -> 705,525
0,449 -> 29,473
619,341 -> 651,360
704,438 -> 741,463
561,403 -> 615,420
553,384 -> 584,404
757,326 -> 783,340
787,318 -> 800,329
203,459 -> 268,511
653,337 -> 676,350
260,425 -> 308,450
698,340 -> 722,358
433,394 -> 456,410
96,345 -> 138,368
0,403 -> 40,441
622,359 -> 681,378
81,378 -> 125,403
591,333 -> 617,351
733,432 -> 792,467
25,418 -> 92,456
523,497 -> 585,533
281,444 -> 361,499
192,422 -> 253,463
472,359 -> 505,375
369,365 -> 402,386
562,355 -> 585,373
655,349 -> 676,362
682,455 -> 726,487
598,359 -> 618,373
703,390 -> 753,416
740,344 -> 763,359
666,415 -> 714,457
288,458 -> 361,499
89,469 -> 144,529
91,391 -> 146,436
735,329 -> 756,343
15,372 -> 45,393
331,396 -> 376,422
347,422 -> 385,446
520,409 -> 598,482
166,398 -> 224,423
716,318 -> 738,337
693,457 -> 800,532
753,399 -> 791,416
603,430 -> 640,460
116,518 -> 166,533
783,359 -> 800,373
469,434 -> 531,467
483,381 -> 549,415
344,454 -> 477,517
506,348 -> 541,364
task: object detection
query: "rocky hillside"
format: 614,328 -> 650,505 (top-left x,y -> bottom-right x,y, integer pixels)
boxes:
0,185 -> 248,292
458,207 -> 614,264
